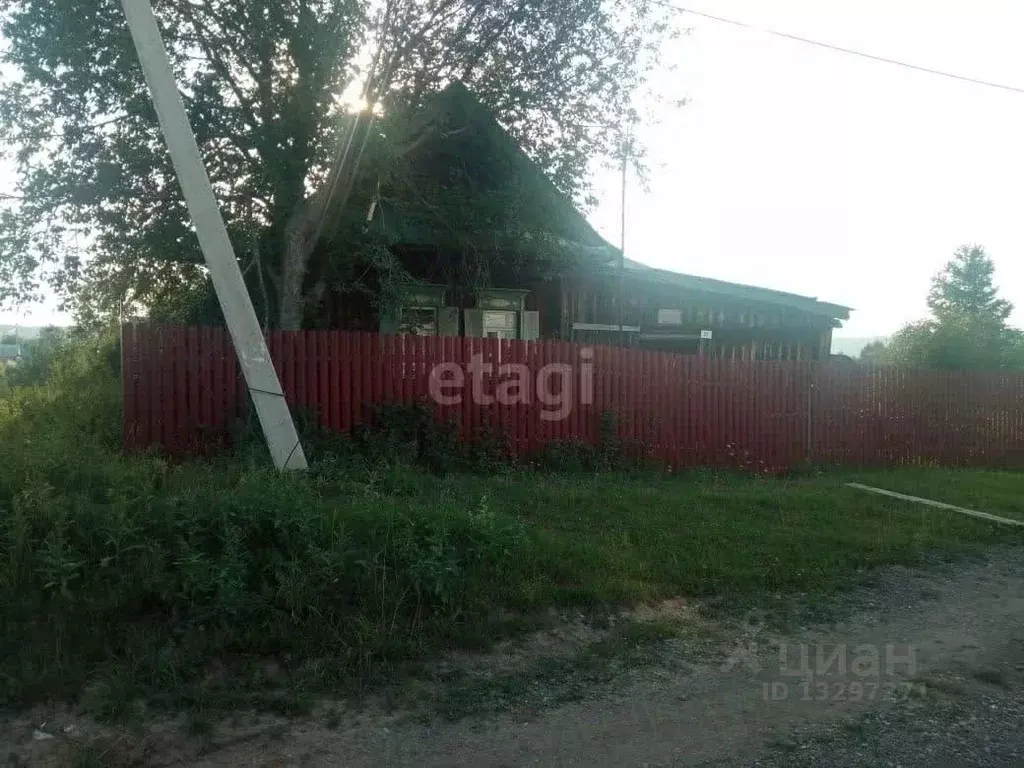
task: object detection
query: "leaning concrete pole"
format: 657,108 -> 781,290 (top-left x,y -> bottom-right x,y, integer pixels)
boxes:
119,0 -> 307,470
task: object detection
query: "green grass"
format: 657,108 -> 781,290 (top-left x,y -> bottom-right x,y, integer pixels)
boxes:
445,469 -> 1017,604
1,335 -> 1022,720
843,466 -> 1024,522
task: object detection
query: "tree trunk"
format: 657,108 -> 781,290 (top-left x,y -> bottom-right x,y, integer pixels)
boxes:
278,279 -> 304,331
277,112 -> 374,330
278,244 -> 306,331
278,198 -> 322,330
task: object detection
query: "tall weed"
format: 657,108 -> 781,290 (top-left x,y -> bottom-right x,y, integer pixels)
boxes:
0,334 -> 536,709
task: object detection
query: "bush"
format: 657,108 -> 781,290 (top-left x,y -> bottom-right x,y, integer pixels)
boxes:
354,402 -> 460,470
535,438 -> 601,472
0,455 -> 536,707
533,412 -> 651,473
320,403 -> 509,475
0,342 -> 541,708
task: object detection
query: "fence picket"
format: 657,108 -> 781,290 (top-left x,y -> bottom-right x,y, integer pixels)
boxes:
341,332 -> 352,432
318,331 -> 331,429
166,327 -> 183,454
122,325 -> 138,453
120,324 -> 1024,472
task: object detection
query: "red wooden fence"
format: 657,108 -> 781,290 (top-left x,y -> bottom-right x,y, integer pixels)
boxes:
121,324 -> 1024,470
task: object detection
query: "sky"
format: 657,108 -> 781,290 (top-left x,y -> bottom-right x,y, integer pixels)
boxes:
587,0 -> 1024,339
3,0 -> 1024,340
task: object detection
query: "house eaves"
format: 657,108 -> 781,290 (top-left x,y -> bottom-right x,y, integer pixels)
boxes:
603,259 -> 852,321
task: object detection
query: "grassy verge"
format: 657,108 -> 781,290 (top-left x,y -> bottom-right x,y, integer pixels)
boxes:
842,466 -> 1024,522
2,337 -> 1022,721
441,468 -> 1019,621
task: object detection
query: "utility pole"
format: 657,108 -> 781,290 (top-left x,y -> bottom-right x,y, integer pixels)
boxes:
118,0 -> 307,470
618,134 -> 629,346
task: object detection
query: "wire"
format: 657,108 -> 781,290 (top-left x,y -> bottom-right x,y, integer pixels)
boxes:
654,2 -> 1024,96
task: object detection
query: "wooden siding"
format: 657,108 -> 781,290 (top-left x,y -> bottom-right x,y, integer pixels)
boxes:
560,275 -> 837,360
313,262 -> 842,361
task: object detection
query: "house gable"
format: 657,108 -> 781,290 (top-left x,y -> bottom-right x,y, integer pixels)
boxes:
368,81 -> 619,263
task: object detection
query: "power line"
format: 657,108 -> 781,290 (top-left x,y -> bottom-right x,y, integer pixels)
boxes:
654,2 -> 1024,96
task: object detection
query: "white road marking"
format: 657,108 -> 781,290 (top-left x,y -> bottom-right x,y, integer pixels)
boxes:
845,482 -> 1024,528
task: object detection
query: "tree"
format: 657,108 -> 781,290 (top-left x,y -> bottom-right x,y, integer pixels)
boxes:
0,0 -> 679,329
859,339 -> 887,363
883,245 -> 1019,370
1000,328 -> 1024,370
1,325 -> 66,386
927,244 -> 1012,328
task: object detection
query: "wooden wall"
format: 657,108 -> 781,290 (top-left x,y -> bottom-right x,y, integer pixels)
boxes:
560,274 -> 837,360
310,263 -> 839,362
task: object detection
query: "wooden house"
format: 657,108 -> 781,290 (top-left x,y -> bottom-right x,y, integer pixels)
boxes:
321,82 -> 850,360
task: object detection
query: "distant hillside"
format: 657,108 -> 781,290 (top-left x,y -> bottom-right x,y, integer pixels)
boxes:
831,336 -> 886,358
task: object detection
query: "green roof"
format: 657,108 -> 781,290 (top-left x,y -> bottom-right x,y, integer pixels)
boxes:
368,81 -> 618,259
609,258 -> 851,320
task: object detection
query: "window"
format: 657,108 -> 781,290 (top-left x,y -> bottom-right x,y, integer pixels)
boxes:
400,307 -> 438,336
657,308 -> 683,325
482,310 -> 517,339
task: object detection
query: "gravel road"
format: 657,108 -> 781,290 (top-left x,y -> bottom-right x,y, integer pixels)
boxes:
6,548 -> 1024,766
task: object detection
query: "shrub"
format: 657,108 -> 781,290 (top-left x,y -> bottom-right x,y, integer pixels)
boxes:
535,439 -> 601,472
0,456 -> 536,706
533,412 -> 651,473
0,333 -> 539,708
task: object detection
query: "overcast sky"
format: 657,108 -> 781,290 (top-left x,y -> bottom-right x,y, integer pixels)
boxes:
588,0 -> 1024,339
3,0 -> 1024,340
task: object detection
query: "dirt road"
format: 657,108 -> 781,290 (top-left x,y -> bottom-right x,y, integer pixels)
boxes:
9,548 -> 1024,766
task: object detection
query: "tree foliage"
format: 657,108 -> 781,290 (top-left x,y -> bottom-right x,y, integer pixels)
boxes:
0,0 -> 678,328
858,339 -> 887,363
879,245 -> 1021,370
926,244 -> 1012,328
0,325 -> 67,389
